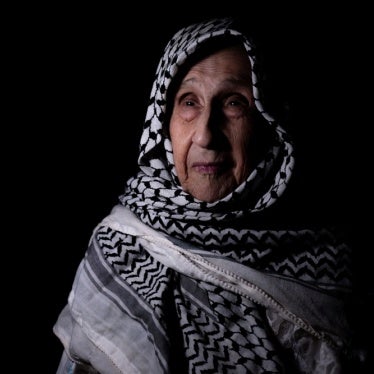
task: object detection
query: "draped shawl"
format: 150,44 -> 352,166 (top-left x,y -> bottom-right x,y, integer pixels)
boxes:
54,18 -> 361,373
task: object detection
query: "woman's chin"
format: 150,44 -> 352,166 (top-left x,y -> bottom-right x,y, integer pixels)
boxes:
187,181 -> 236,203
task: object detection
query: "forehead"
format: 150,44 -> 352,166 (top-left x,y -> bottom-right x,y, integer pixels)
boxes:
178,46 -> 252,92
166,40 -> 252,103
184,45 -> 251,78
192,45 -> 250,68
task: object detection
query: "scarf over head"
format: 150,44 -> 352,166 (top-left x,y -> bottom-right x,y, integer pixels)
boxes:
119,17 -> 296,248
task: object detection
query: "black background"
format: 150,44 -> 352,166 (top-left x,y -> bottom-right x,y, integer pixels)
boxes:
11,4 -> 371,372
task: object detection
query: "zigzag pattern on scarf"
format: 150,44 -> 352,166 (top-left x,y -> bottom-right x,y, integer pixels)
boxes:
209,228 -> 353,286
99,214 -> 352,286
175,282 -> 285,373
95,218 -> 353,373
96,225 -> 286,373
97,226 -> 172,325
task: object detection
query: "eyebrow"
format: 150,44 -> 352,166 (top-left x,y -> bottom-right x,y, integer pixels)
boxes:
180,76 -> 252,89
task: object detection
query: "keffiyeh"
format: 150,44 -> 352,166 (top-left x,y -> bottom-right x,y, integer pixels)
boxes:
120,18 -> 295,247
54,18 -> 362,373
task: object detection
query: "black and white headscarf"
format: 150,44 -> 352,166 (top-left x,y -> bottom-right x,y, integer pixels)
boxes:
120,18 -> 295,248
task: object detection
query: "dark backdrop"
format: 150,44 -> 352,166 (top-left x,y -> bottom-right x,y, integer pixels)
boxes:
16,5 -> 369,372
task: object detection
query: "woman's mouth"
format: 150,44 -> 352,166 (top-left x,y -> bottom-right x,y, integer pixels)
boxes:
192,162 -> 228,174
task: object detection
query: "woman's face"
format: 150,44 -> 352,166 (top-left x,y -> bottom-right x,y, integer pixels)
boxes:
169,45 -> 259,202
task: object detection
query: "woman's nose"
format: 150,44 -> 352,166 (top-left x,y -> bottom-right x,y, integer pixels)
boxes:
192,107 -> 227,149
192,114 -> 214,148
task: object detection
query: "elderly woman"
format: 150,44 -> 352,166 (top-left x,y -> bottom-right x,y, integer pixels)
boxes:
54,18 -> 363,373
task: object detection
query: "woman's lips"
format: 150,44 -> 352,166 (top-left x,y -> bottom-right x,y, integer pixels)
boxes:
192,162 -> 228,174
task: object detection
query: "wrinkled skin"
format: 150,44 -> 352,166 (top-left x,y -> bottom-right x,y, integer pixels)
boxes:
170,45 -> 259,202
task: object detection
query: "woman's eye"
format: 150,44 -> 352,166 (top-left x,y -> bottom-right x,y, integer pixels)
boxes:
223,95 -> 251,117
184,100 -> 195,106
176,92 -> 199,108
225,96 -> 249,108
228,100 -> 241,106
